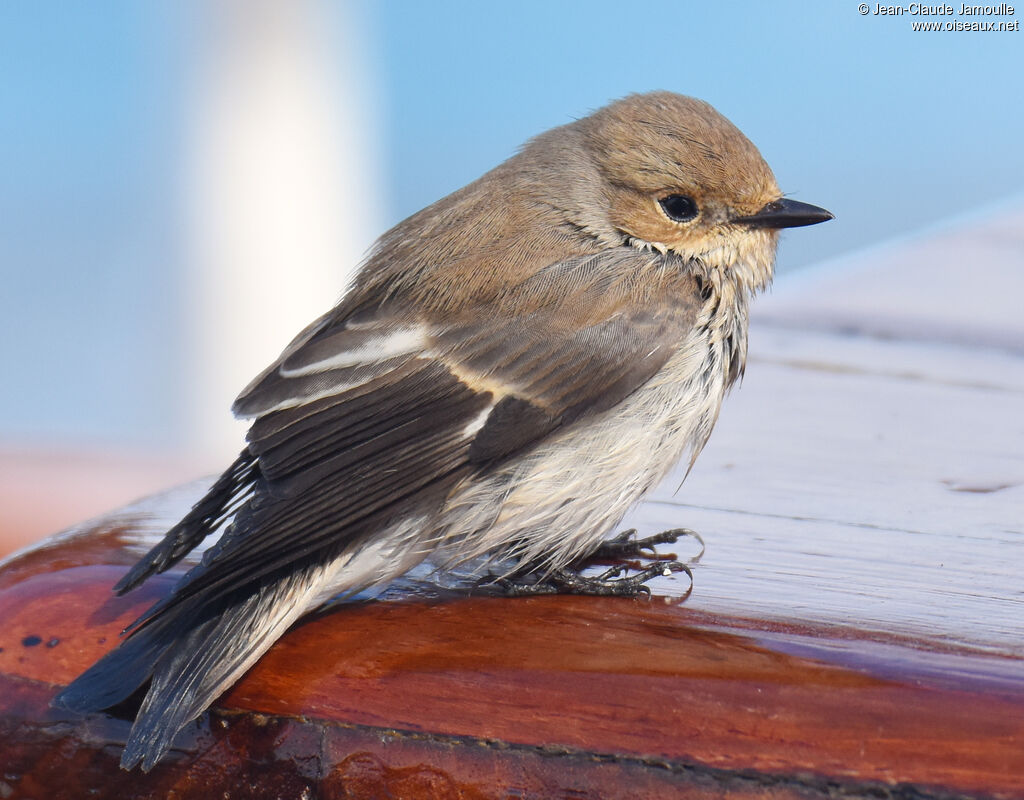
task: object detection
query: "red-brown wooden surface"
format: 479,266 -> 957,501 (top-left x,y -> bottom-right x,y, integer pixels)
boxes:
1,518 -> 1021,799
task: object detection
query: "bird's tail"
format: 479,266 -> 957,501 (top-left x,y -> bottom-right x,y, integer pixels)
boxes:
113,449 -> 259,596
53,561 -> 327,771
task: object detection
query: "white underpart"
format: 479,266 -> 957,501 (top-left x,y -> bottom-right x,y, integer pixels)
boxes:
308,513 -> 432,606
435,294 -> 746,575
201,517 -> 434,713
206,564 -> 334,704
279,326 -> 426,376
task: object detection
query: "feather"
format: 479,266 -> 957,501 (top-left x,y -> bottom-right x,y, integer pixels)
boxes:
57,244 -> 703,771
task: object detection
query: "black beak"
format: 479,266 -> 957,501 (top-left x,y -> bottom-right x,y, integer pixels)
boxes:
733,198 -> 834,229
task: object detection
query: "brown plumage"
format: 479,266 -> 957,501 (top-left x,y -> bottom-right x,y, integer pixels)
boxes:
53,91 -> 832,770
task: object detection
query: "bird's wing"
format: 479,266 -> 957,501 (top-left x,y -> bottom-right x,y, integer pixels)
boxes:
126,248 -> 701,623
58,248 -> 703,769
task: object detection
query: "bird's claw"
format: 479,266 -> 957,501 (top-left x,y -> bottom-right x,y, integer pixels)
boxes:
587,527 -> 702,563
488,528 -> 696,597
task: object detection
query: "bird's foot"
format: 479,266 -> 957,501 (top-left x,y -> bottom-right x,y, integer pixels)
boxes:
586,527 -> 703,563
489,528 -> 701,598
494,560 -> 690,597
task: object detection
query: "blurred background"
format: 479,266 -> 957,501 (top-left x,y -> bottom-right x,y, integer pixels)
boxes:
1,0 -> 1022,551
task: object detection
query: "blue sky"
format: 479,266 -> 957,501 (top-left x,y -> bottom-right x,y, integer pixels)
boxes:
364,0 -> 1024,269
1,1 -> 1022,449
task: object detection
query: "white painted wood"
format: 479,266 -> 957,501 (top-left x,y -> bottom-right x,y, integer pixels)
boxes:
754,195 -> 1024,351
628,203 -> 1024,654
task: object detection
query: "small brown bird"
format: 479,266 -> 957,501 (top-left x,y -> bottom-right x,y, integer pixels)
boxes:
55,91 -> 832,770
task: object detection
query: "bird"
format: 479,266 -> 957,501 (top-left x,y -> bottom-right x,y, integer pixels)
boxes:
53,91 -> 833,771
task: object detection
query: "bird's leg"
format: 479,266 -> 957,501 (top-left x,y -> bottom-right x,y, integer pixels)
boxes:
489,528 -> 699,597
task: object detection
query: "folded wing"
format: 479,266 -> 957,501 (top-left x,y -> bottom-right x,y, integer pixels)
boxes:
132,249 -> 702,620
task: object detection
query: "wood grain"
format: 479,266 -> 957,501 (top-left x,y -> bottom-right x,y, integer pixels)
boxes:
1,521 -> 1022,798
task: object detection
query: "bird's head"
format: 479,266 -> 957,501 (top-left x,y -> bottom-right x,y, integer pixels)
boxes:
574,92 -> 832,292
361,91 -> 832,310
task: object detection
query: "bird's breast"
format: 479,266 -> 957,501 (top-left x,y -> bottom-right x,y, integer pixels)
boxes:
436,314 -> 739,572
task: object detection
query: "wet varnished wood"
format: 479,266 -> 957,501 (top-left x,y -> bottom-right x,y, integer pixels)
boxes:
1,520 -> 1022,798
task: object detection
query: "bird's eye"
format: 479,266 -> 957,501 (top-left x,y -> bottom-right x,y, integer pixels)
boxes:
659,195 -> 699,223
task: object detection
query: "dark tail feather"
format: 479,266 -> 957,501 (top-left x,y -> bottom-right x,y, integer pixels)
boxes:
51,615 -> 178,713
69,563 -> 325,771
113,450 -> 259,595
